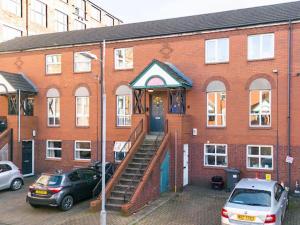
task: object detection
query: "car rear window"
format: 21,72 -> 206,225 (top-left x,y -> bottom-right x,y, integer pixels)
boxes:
36,175 -> 62,187
229,188 -> 271,207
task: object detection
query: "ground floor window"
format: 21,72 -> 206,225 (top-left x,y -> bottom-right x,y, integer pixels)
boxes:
204,144 -> 227,167
46,140 -> 62,159
247,145 -> 273,170
74,141 -> 91,160
113,141 -> 130,163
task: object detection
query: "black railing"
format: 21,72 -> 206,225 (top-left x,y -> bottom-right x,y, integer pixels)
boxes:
115,119 -> 144,164
123,119 -> 169,203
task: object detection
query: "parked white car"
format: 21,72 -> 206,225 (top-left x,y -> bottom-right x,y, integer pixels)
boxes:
0,161 -> 23,191
222,178 -> 288,225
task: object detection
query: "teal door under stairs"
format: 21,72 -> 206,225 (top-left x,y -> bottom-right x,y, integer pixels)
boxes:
160,151 -> 170,193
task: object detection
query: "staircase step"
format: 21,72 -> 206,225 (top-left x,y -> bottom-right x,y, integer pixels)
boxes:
106,203 -> 122,211
132,157 -> 151,164
111,190 -> 133,198
122,173 -> 143,179
114,184 -> 136,192
107,196 -> 125,205
119,178 -> 140,186
128,162 -> 148,169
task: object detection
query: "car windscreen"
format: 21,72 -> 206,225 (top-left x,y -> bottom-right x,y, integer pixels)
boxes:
229,188 -> 271,207
35,175 -> 62,187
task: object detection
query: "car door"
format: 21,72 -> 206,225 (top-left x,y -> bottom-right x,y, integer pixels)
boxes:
78,169 -> 100,198
274,183 -> 287,223
0,164 -> 13,190
68,171 -> 86,201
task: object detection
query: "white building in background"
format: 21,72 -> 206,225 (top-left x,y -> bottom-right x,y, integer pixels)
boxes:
0,0 -> 122,42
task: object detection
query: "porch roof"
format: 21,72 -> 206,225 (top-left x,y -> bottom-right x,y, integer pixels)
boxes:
129,59 -> 193,89
0,71 -> 38,95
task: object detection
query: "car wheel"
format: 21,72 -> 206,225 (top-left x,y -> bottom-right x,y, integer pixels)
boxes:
59,195 -> 74,211
10,178 -> 23,191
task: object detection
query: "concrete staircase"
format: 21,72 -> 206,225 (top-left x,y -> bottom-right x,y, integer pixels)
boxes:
106,134 -> 163,211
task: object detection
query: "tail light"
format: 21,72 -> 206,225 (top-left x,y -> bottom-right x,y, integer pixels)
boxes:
264,214 -> 276,223
48,187 -> 63,194
29,185 -> 35,192
221,208 -> 229,218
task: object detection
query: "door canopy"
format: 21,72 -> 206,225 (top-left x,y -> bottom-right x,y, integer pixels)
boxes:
129,59 -> 193,89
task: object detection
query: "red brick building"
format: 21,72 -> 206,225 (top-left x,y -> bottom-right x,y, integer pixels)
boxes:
1,1 -> 300,213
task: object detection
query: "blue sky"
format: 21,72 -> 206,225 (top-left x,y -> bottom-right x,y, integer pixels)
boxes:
95,0 -> 297,23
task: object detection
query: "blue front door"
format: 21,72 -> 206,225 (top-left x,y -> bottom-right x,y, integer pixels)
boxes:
150,94 -> 164,132
160,151 -> 170,193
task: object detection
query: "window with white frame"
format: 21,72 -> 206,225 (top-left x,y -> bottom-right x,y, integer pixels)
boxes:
47,88 -> 60,126
113,141 -> 131,163
248,33 -> 274,60
205,38 -> 229,63
105,14 -> 114,26
74,141 -> 91,160
46,140 -> 62,159
55,10 -> 68,32
74,0 -> 85,18
73,19 -> 85,30
206,81 -> 226,127
31,0 -> 47,26
116,85 -> 132,126
2,25 -> 22,41
3,0 -> 22,16
247,145 -> 273,170
91,6 -> 101,21
204,144 -> 227,167
46,54 -> 61,74
114,48 -> 133,70
249,78 -> 271,127
75,87 -> 90,126
74,52 -> 91,72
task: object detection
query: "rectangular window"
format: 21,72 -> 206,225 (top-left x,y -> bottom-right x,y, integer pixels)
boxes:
114,48 -> 133,70
46,54 -> 61,74
247,145 -> 273,170
76,96 -> 89,126
73,20 -> 86,30
74,0 -> 85,18
113,141 -> 131,163
205,38 -> 229,63
74,52 -> 91,72
3,0 -> 22,16
248,33 -> 274,60
204,144 -> 227,167
117,95 -> 131,126
105,14 -> 114,26
31,0 -> 47,26
91,6 -> 101,21
207,92 -> 226,127
2,25 -> 22,41
46,140 -> 62,159
74,141 -> 91,160
55,10 -> 68,32
47,97 -> 60,126
250,90 -> 271,127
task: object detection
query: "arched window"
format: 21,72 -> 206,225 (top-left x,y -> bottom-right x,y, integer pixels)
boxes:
249,78 -> 271,127
116,85 -> 132,127
206,81 -> 226,127
47,88 -> 60,126
75,86 -> 90,126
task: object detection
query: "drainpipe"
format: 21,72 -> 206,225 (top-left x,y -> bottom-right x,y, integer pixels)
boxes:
287,20 -> 292,189
18,90 -> 21,143
174,131 -> 177,193
25,0 -> 29,36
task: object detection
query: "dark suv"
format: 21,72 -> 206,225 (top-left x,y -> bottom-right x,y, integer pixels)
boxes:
27,168 -> 101,211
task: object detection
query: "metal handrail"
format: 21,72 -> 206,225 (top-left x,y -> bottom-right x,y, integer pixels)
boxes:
123,119 -> 169,203
116,119 -> 143,164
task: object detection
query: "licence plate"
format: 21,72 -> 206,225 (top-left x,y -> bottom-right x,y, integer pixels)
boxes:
237,215 -> 256,221
35,190 -> 47,195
